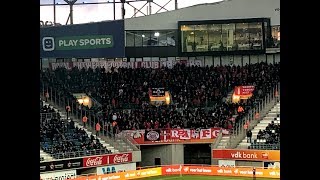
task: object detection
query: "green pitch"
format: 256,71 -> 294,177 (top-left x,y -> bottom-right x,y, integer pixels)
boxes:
140,175 -> 277,180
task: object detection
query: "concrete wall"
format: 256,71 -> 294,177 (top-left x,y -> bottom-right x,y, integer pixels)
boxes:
140,144 -> 184,167
125,0 -> 280,30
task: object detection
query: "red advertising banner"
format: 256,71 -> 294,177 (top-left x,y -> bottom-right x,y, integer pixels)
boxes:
121,128 -> 229,145
82,152 -> 133,168
234,86 -> 255,96
212,149 -> 280,161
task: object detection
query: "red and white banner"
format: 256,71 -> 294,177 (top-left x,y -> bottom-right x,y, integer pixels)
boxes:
83,152 -> 133,168
121,128 -> 229,145
49,59 -> 203,71
234,86 -> 255,96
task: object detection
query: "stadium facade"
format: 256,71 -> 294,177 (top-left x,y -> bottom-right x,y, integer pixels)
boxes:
41,0 -> 280,68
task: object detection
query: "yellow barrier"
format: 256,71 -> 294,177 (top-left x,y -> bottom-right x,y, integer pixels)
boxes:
74,165 -> 280,179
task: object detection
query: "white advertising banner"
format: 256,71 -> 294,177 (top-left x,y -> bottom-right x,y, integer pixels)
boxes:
218,160 -> 236,167
40,170 -> 77,180
49,59 -> 203,71
96,163 -> 136,175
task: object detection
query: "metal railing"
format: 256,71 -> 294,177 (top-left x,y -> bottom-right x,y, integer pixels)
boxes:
42,149 -> 111,161
40,112 -> 60,122
227,83 -> 280,149
211,129 -> 223,149
249,143 -> 280,150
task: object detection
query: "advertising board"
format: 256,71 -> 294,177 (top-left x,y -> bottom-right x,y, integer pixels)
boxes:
96,163 -> 137,175
40,170 -> 77,180
212,149 -> 280,161
40,158 -> 83,172
40,20 -> 125,58
121,128 -> 229,145
83,152 -> 133,168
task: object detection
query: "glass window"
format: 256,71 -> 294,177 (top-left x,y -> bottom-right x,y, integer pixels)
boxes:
150,31 -> 160,46
235,23 -> 250,50
222,23 -> 235,51
142,31 -> 152,47
248,22 -> 263,50
271,25 -> 280,48
181,25 -> 195,52
157,31 -> 167,46
194,25 -> 209,52
208,24 -> 222,51
126,31 -> 135,47
166,31 -> 177,46
134,32 -> 143,47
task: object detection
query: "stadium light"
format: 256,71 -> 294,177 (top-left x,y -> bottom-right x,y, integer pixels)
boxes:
142,34 -> 145,38
154,32 -> 160,37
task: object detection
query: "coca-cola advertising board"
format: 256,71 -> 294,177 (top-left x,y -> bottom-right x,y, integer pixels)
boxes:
83,152 -> 133,168
121,128 -> 229,145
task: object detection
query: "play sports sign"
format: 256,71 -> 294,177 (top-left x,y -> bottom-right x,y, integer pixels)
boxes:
40,20 -> 124,58
42,35 -> 113,51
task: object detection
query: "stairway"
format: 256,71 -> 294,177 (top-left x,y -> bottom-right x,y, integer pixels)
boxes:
236,101 -> 280,149
216,136 -> 230,149
214,89 -> 236,149
40,149 -> 54,161
42,101 -> 120,154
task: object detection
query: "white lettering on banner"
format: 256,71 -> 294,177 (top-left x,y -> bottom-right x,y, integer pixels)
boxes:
113,154 -> 129,163
49,59 -> 203,71
189,168 -> 212,173
86,156 -> 103,167
230,152 -> 258,159
166,167 -> 182,173
40,170 -> 76,180
51,62 -> 72,70
171,129 -> 179,138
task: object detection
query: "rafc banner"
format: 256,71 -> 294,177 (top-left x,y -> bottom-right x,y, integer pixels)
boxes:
40,20 -> 125,58
121,128 -> 229,145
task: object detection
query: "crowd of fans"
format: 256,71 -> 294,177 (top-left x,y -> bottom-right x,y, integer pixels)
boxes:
40,62 -> 280,133
257,120 -> 280,144
249,115 -> 280,150
40,100 -> 111,159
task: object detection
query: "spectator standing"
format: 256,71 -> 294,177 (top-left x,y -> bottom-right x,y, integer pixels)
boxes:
66,105 -> 71,120
247,130 -> 252,143
96,122 -> 101,136
82,115 -> 88,128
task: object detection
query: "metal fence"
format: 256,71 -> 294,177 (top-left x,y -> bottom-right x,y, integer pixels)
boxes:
226,83 -> 280,149
249,143 -> 280,150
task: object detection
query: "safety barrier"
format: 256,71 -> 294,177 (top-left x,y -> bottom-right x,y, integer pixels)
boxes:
74,164 -> 280,179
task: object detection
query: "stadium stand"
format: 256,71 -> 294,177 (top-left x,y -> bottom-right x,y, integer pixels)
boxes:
237,101 -> 280,150
40,99 -> 112,160
40,62 -> 280,134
